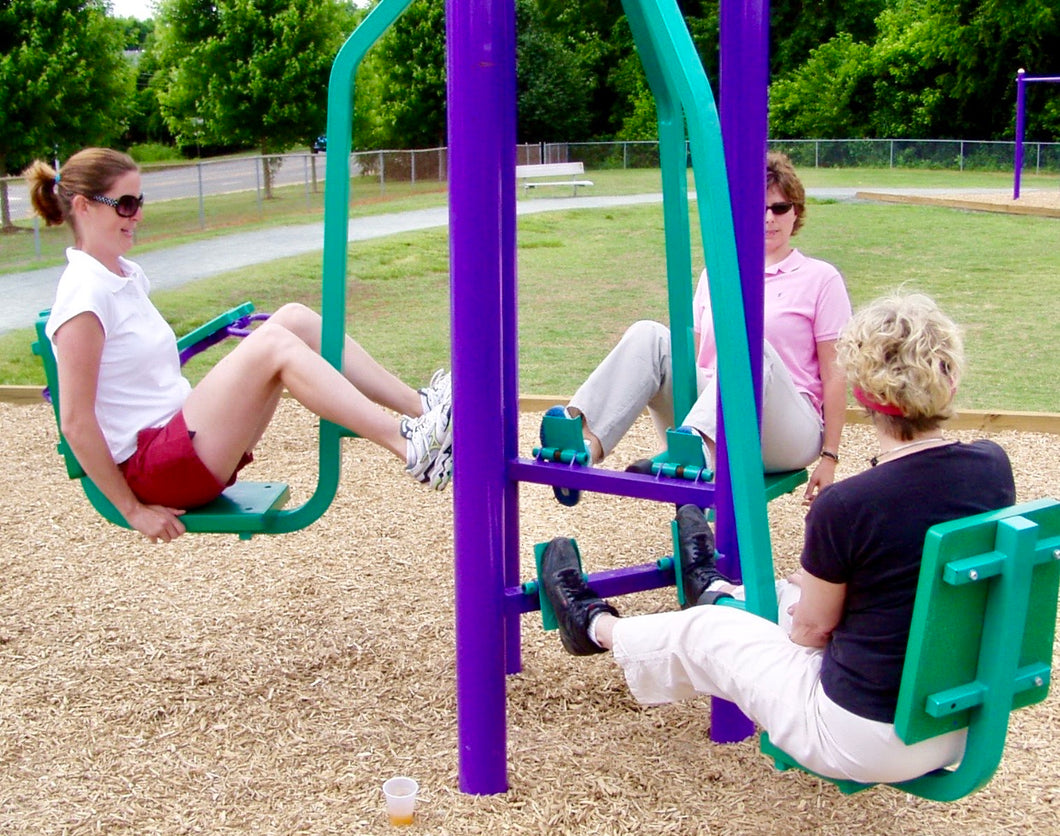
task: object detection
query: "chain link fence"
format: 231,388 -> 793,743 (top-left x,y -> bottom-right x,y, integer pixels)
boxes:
536,138 -> 1060,173
5,138 -> 1057,221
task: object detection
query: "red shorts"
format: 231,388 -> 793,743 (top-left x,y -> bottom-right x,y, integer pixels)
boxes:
119,410 -> 252,509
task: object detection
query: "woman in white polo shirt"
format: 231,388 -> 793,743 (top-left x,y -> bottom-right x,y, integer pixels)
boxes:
26,147 -> 453,543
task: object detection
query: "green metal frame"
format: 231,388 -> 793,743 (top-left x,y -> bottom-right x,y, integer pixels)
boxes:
175,301 -> 255,354
30,0 -> 420,538
619,0 -> 777,620
762,498 -> 1060,800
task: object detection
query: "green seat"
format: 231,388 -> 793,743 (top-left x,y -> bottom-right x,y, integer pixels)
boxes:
33,307 -> 291,540
762,497 -> 1060,800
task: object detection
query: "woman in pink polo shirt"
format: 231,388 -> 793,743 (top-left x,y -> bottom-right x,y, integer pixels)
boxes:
26,148 -> 453,543
552,151 -> 851,503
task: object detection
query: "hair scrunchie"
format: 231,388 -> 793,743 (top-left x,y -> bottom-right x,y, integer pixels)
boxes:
852,386 -> 905,417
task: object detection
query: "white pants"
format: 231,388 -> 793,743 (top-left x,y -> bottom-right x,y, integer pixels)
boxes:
569,320 -> 822,471
611,582 -> 966,784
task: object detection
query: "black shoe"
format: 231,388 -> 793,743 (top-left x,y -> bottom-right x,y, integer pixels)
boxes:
541,538 -> 619,655
624,458 -> 655,475
676,504 -> 732,607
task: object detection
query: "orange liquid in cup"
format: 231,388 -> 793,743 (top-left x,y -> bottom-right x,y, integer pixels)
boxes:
388,810 -> 415,826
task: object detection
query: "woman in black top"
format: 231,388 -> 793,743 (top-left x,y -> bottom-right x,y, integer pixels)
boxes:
538,292 -> 1015,783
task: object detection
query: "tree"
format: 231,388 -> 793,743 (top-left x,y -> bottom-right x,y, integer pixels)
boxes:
516,0 -> 592,143
114,14 -> 153,50
151,0 -> 352,195
769,0 -> 885,77
358,0 -> 448,150
865,0 -> 1060,140
0,0 -> 133,230
770,33 -> 875,138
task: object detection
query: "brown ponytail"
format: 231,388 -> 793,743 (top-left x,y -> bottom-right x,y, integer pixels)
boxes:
23,160 -> 65,226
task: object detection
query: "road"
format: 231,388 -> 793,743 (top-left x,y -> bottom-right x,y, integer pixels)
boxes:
8,186 -> 979,335
1,192 -> 669,334
4,153 -> 335,223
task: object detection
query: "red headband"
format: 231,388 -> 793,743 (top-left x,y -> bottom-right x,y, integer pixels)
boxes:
853,386 -> 905,417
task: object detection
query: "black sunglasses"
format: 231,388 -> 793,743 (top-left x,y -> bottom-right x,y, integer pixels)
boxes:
766,201 -> 794,216
90,193 -> 145,218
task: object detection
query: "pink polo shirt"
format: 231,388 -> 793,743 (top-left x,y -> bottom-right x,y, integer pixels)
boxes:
692,248 -> 851,415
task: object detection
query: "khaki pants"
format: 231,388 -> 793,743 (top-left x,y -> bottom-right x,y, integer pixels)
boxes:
569,320 -> 822,471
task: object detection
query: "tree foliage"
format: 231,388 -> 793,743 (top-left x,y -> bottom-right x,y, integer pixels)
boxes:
770,34 -> 875,138
516,0 -> 592,143
769,0 -> 885,76
354,0 -> 447,150
0,0 -> 133,227
0,0 -> 132,173
353,0 -> 1060,148
771,0 -> 1060,140
151,0 -> 352,192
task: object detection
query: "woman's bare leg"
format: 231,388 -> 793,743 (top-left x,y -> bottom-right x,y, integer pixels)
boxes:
268,303 -> 424,416
183,319 -> 409,482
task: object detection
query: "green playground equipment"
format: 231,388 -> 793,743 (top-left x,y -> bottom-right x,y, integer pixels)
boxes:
760,498 -> 1060,799
31,0 -> 416,539
34,305 -> 290,539
534,0 -> 809,579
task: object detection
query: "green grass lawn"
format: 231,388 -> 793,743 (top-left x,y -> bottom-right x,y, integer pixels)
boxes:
3,168 -> 1058,413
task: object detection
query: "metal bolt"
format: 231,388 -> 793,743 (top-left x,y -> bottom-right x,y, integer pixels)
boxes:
969,570 -> 979,580
1035,676 -> 1044,687
1054,549 -> 1060,561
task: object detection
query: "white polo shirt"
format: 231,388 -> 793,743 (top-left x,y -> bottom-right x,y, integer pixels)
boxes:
46,249 -> 192,462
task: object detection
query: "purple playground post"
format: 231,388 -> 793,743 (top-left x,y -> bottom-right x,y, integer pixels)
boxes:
447,0 -> 775,790
447,0 -> 516,795
1013,69 -> 1060,200
710,0 -> 768,744
1014,69 -> 1027,200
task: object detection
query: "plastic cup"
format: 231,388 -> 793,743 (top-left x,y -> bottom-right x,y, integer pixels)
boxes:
382,776 -> 418,827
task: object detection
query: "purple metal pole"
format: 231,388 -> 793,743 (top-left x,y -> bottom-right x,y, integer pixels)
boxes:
711,0 -> 768,744
499,0 -> 523,682
447,0 -> 515,795
1014,68 -> 1027,200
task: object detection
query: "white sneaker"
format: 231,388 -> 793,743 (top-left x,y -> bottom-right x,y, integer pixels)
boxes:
401,397 -> 454,490
419,368 -> 452,414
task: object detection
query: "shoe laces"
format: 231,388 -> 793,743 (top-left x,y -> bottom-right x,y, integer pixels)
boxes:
553,567 -> 594,602
419,369 -> 452,413
685,531 -> 714,565
401,402 -> 452,481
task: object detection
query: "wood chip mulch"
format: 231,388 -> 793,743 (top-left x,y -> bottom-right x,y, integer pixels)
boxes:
2,400 -> 1059,835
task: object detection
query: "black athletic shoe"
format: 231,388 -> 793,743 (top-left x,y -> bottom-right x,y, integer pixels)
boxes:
624,458 -> 655,475
540,538 -> 619,655
675,504 -> 733,607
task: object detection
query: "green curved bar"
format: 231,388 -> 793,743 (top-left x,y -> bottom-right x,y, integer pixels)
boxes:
621,0 -> 775,620
623,8 -> 696,425
264,0 -> 417,533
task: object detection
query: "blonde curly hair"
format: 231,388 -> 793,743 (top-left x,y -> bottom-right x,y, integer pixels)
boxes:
835,292 -> 963,440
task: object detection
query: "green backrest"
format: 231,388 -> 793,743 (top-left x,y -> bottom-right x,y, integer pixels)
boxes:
896,497 -> 1060,743
889,497 -> 1060,800
33,312 -> 85,480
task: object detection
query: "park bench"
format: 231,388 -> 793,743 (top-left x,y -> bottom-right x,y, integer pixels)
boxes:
516,162 -> 594,196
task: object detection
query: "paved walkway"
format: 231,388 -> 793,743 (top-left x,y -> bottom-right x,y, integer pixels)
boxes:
5,194 -> 676,334
2,186 -> 973,334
